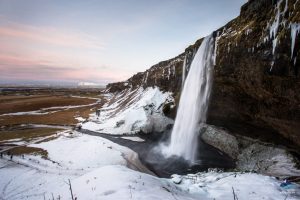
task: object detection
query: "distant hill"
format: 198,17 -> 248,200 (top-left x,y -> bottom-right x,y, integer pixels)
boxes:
77,82 -> 105,88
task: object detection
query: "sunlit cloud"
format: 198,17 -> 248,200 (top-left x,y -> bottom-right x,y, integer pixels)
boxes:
0,18 -> 134,84
0,18 -> 105,50
0,0 -> 245,85
0,62 -> 132,83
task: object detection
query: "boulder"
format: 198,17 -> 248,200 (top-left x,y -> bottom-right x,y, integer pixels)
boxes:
201,125 -> 300,177
201,125 -> 239,159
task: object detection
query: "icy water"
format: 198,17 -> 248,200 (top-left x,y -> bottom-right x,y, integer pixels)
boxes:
163,35 -> 215,162
80,129 -> 234,178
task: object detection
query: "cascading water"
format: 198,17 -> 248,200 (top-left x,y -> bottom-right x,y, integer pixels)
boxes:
163,35 -> 215,162
181,55 -> 187,89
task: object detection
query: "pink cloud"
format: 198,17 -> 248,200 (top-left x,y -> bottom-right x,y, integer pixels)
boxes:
0,20 -> 105,50
0,18 -> 135,84
0,54 -> 38,66
0,54 -> 132,83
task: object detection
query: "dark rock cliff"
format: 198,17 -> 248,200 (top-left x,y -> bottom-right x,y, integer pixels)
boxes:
105,0 -> 300,152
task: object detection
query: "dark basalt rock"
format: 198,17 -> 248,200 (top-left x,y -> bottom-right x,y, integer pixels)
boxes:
105,0 -> 300,152
208,0 -> 300,151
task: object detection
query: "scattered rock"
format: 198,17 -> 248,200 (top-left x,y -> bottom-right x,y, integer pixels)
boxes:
171,174 -> 182,184
201,125 -> 300,177
115,120 -> 125,128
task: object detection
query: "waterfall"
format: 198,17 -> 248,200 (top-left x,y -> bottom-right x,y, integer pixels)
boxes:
163,35 -> 215,162
181,55 -> 186,89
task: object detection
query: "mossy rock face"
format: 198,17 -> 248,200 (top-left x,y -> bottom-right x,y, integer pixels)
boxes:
105,0 -> 300,151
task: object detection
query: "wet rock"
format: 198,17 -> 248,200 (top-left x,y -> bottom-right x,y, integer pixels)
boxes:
141,113 -> 174,134
207,0 -> 300,150
201,125 -> 239,159
115,120 -> 125,128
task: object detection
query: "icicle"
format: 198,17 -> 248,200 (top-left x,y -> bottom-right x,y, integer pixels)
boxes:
173,65 -> 176,76
227,42 -> 231,53
272,37 -> 278,54
270,61 -> 275,72
269,0 -> 288,55
290,23 -> 300,58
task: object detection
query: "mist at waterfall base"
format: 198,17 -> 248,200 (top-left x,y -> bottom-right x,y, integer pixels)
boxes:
160,35 -> 215,163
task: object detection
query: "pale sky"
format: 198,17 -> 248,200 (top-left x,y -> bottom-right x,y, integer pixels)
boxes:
0,0 -> 247,85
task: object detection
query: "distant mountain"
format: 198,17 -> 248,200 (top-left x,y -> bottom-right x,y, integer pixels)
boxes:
77,82 -> 104,88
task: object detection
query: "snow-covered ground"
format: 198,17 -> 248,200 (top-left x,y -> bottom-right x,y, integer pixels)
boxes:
50,166 -> 300,200
82,86 -> 174,135
52,165 -> 196,200
1,130 -> 299,200
1,86 -> 299,199
172,170 -> 300,200
0,131 -> 147,199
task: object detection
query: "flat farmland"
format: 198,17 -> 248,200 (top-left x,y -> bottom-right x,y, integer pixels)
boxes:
0,87 -> 105,126
0,87 -> 105,156
0,95 -> 96,115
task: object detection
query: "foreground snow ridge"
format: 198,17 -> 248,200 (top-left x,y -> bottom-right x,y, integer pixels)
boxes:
53,166 -> 299,200
83,86 -> 174,135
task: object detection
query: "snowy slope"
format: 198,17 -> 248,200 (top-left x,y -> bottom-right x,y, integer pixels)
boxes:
83,86 -> 174,135
30,132 -> 131,170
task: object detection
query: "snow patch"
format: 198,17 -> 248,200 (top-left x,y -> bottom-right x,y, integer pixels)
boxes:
53,165 -> 196,200
245,28 -> 252,35
173,171 -> 300,200
51,166 -> 300,200
30,133 -> 134,170
0,133 -> 146,200
75,117 -> 85,122
83,87 -> 174,135
121,136 -> 145,142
